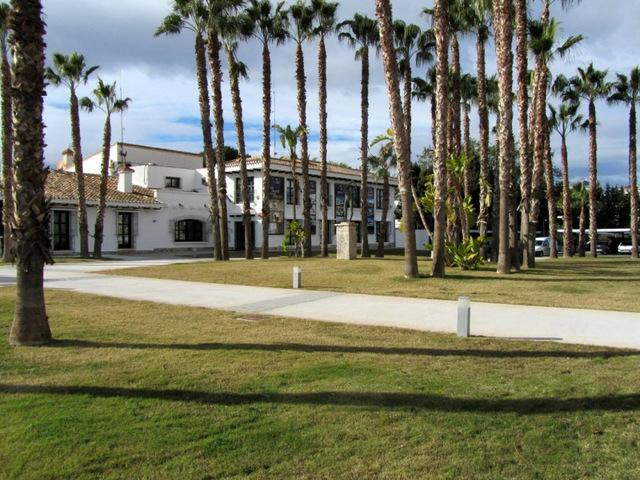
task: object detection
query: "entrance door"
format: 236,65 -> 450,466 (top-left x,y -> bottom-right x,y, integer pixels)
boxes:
118,212 -> 132,249
234,221 -> 254,252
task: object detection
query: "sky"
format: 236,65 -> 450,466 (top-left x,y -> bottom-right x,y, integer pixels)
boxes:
41,0 -> 640,186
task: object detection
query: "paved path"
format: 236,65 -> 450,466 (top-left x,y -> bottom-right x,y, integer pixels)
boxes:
1,255 -> 638,350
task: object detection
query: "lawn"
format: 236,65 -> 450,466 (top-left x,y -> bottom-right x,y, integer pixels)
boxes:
1,287 -> 639,479
103,254 -> 640,312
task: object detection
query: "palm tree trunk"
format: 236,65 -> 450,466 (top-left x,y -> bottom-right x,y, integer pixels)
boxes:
196,34 -> 221,261
476,34 -> 490,258
207,29 -> 229,260
561,136 -> 573,257
226,47 -> 253,260
403,64 -> 412,157
93,114 -> 111,259
493,0 -> 515,274
9,0 -> 53,346
260,43 -> 272,259
578,202 -> 587,257
1,42 -> 13,263
70,90 -> 89,257
515,0 -> 533,268
376,171 -> 389,257
318,35 -> 329,257
588,99 -> 598,257
543,114 -> 558,258
376,0 -> 418,278
629,102 -> 638,258
450,34 -> 461,157
296,41 -> 311,258
359,46 -> 370,258
431,0 -> 448,278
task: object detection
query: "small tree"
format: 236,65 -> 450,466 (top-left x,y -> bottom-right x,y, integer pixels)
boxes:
80,78 -> 131,258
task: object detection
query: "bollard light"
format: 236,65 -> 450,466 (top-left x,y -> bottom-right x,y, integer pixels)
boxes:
457,296 -> 470,337
293,266 -> 302,289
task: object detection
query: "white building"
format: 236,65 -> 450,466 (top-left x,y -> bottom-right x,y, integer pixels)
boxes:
50,142 -> 398,255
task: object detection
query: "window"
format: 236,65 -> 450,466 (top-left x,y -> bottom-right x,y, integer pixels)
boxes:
118,212 -> 133,249
53,210 -> 70,250
165,176 -> 181,189
235,176 -> 254,203
376,188 -> 384,210
175,219 -> 204,242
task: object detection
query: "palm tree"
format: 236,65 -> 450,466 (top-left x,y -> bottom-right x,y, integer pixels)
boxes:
431,0 -> 449,278
570,181 -> 588,257
155,0 -> 222,260
528,14 -> 584,261
80,79 -> 131,259
273,123 -> 307,221
375,0 -> 418,278
608,67 -> 640,259
564,63 -> 613,257
206,0 -> 246,261
492,0 -> 515,274
0,2 -> 13,263
45,52 -> 99,258
471,1 -> 491,257
9,0 -> 53,345
368,143 -> 396,258
338,13 -> 378,258
548,94 -> 583,258
459,72 -> 477,201
411,67 -> 437,148
288,0 -> 314,257
222,25 -> 253,259
240,0 -> 288,259
311,0 -> 338,258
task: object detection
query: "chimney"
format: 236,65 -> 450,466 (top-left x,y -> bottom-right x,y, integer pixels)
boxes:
56,148 -> 74,171
117,166 -> 134,193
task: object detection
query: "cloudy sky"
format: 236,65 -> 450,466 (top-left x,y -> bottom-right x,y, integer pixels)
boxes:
41,0 -> 639,186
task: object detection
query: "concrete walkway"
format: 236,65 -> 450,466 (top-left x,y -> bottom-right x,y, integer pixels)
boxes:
1,255 -> 638,350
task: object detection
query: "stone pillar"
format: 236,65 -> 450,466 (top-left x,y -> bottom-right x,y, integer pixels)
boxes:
336,222 -> 357,260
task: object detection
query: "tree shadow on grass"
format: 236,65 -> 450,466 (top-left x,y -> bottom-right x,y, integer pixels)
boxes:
46,339 -> 640,359
0,383 -> 638,413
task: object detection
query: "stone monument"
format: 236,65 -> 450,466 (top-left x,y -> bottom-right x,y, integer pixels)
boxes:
336,222 -> 357,260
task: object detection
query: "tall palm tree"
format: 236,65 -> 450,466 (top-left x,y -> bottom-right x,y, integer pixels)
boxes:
206,0 -> 246,261
240,0 -> 288,259
570,181 -> 588,257
564,63 -> 612,257
471,0 -> 491,257
338,13 -> 378,258
311,0 -> 338,258
45,52 -> 99,258
222,23 -> 253,259
80,79 -> 131,259
608,67 -> 640,259
273,123 -> 307,221
0,2 -> 13,263
155,0 -> 222,260
9,0 -> 53,345
375,0 -> 418,278
431,0 -> 449,278
288,0 -> 314,257
459,72 -> 477,201
549,93 -> 583,258
492,0 -> 515,274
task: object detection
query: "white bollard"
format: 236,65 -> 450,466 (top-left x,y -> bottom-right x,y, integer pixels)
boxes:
293,266 -> 302,289
457,296 -> 470,337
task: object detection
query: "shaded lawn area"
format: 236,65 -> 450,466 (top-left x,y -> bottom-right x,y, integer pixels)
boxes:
103,255 -> 640,312
1,288 -> 639,479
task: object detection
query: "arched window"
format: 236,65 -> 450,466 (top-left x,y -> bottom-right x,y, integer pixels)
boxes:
174,219 -> 204,242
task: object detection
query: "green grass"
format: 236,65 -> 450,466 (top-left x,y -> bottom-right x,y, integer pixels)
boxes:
1,287 -> 639,479
103,254 -> 640,312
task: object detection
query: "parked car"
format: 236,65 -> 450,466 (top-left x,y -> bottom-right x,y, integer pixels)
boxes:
535,237 -> 562,257
617,241 -> 639,254
586,240 -> 611,255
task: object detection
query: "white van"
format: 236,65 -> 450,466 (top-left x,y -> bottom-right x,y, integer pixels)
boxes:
535,237 -> 562,257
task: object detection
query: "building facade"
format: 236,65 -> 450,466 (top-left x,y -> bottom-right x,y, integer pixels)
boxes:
50,142 -> 398,255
